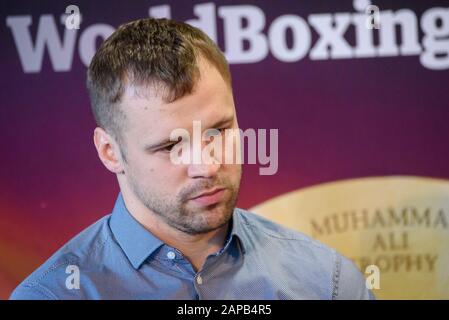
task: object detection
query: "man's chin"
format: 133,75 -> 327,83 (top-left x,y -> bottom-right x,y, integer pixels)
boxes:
177,203 -> 234,234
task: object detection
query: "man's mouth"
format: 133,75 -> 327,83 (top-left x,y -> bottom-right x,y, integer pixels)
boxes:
189,187 -> 226,206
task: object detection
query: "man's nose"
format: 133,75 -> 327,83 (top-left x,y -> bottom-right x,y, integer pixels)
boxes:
187,162 -> 221,178
186,136 -> 224,178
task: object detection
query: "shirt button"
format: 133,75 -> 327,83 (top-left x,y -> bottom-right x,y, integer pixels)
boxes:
196,275 -> 203,285
166,251 -> 176,259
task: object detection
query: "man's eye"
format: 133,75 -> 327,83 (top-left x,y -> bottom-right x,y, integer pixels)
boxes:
160,143 -> 177,153
205,128 -> 226,140
214,127 -> 227,135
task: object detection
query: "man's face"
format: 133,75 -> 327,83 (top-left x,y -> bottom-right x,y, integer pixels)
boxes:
117,58 -> 242,235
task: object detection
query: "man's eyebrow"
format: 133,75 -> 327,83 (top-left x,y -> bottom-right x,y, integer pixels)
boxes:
208,114 -> 234,130
144,115 -> 235,151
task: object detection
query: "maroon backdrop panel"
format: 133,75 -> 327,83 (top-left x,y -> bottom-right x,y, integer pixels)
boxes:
1,0 -> 448,298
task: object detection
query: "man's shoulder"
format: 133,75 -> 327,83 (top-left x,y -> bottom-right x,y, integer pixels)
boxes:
235,207 -> 334,255
234,208 -> 374,299
10,215 -> 112,300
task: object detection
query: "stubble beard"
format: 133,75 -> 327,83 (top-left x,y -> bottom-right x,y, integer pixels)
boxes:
127,169 -> 241,235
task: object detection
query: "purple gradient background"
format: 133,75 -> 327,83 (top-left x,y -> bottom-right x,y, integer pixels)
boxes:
1,0 -> 448,299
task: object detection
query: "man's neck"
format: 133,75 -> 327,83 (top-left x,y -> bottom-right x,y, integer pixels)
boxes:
121,188 -> 229,272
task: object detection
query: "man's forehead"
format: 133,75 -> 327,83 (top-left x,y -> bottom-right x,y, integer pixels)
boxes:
118,55 -> 234,143
144,103 -> 235,136
122,81 -> 169,111
120,87 -> 235,148
123,83 -> 231,118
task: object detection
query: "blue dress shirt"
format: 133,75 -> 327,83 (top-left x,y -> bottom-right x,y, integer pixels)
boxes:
10,193 -> 374,300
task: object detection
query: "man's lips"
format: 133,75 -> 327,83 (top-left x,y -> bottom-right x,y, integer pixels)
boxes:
189,188 -> 226,206
191,187 -> 225,199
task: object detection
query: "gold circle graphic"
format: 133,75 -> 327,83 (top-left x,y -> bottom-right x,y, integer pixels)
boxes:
250,176 -> 449,299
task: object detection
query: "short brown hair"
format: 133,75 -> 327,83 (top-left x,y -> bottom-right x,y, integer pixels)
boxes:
86,18 -> 231,144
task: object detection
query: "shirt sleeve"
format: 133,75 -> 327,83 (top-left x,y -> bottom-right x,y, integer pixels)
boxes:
9,283 -> 58,300
332,253 -> 376,300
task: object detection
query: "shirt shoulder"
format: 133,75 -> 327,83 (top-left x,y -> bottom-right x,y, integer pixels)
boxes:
234,208 -> 374,300
10,215 -> 113,300
235,207 -> 337,256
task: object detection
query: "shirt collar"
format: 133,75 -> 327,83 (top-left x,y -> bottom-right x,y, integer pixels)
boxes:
109,193 -> 164,269
109,193 -> 247,269
229,208 -> 247,255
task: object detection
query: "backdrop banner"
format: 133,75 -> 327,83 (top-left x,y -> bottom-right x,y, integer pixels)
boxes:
1,0 -> 448,299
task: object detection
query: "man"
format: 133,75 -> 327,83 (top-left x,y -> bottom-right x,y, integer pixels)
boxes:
11,18 -> 373,300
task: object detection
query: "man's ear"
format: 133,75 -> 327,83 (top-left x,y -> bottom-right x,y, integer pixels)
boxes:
93,127 -> 125,174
